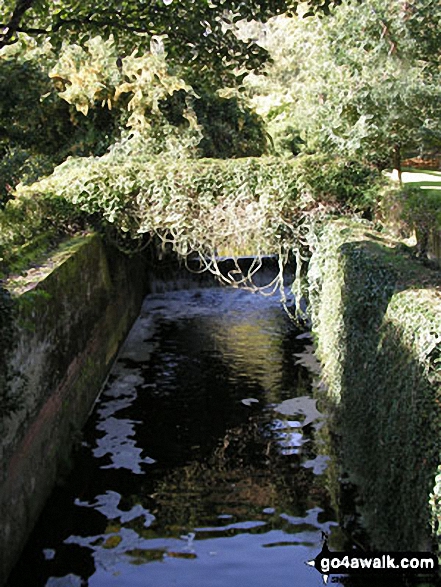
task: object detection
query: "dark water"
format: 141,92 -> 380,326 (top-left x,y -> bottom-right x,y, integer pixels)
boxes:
8,287 -> 345,587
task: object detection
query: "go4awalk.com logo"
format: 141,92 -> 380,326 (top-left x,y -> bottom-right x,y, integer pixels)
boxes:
306,537 -> 438,584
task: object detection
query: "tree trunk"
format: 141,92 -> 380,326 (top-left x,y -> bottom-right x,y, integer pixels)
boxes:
393,144 -> 402,184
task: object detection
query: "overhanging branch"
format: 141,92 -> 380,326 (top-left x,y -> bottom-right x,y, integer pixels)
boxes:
0,0 -> 36,48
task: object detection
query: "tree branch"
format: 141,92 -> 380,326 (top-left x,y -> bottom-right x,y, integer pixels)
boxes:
0,0 -> 37,48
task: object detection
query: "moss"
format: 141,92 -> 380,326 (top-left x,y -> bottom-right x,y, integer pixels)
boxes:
0,192 -> 87,280
0,233 -> 109,413
309,220 -> 441,552
1,231 -> 56,277
5,233 -> 97,296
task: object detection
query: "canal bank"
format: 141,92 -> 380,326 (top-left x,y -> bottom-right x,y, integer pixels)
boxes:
0,234 -> 149,587
308,220 -> 441,553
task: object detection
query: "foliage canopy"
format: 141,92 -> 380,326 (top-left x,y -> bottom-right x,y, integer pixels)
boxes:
0,0 -> 342,85
246,0 -> 441,170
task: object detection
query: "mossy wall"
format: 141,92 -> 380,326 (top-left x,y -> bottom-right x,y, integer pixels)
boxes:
308,221 -> 441,552
0,233 -> 149,586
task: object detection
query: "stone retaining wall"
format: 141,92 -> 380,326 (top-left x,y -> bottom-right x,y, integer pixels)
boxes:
0,233 -> 149,586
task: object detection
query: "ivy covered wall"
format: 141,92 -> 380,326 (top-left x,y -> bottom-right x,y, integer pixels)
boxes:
308,221 -> 441,551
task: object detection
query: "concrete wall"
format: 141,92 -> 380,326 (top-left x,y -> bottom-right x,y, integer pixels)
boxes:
0,233 -> 149,586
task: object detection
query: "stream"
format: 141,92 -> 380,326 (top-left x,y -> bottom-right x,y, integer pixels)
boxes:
6,286 -> 356,586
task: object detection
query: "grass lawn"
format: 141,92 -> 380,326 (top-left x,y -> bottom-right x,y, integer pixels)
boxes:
401,168 -> 441,190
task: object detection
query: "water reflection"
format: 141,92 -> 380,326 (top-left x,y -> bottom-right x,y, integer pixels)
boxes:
7,288 -> 340,587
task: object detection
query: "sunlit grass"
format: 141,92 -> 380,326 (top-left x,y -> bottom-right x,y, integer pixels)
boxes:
401,168 -> 441,190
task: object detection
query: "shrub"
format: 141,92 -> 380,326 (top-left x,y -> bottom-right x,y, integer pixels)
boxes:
399,185 -> 441,233
308,221 -> 441,550
193,92 -> 268,159
0,148 -> 57,208
295,153 -> 386,216
382,183 -> 441,255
